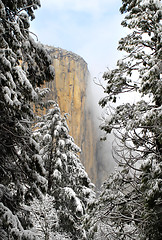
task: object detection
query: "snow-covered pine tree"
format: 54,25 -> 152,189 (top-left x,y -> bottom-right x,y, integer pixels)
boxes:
0,0 -> 54,239
30,194 -> 58,240
89,0 -> 162,239
87,168 -> 143,240
30,194 -> 73,240
32,104 -> 95,240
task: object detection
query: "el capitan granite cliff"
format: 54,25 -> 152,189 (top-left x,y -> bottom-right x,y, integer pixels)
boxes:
40,46 -> 98,184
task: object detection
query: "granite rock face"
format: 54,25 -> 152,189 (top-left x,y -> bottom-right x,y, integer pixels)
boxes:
42,46 -> 98,184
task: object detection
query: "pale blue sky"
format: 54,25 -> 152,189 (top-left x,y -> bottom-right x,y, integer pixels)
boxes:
30,0 -> 125,78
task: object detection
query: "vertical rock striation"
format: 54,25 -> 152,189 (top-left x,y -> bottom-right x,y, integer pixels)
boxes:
43,46 -> 97,183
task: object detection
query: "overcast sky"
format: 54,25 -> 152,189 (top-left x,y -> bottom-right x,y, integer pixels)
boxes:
30,0 -> 126,78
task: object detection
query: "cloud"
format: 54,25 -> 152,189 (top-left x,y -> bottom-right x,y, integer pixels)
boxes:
41,0 -> 121,16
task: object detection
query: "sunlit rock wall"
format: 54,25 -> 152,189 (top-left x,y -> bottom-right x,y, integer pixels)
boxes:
43,46 -> 97,184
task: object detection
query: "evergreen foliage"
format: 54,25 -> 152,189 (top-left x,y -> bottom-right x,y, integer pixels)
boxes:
89,0 -> 162,239
30,194 -> 71,240
0,0 -> 54,238
32,104 -> 95,240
